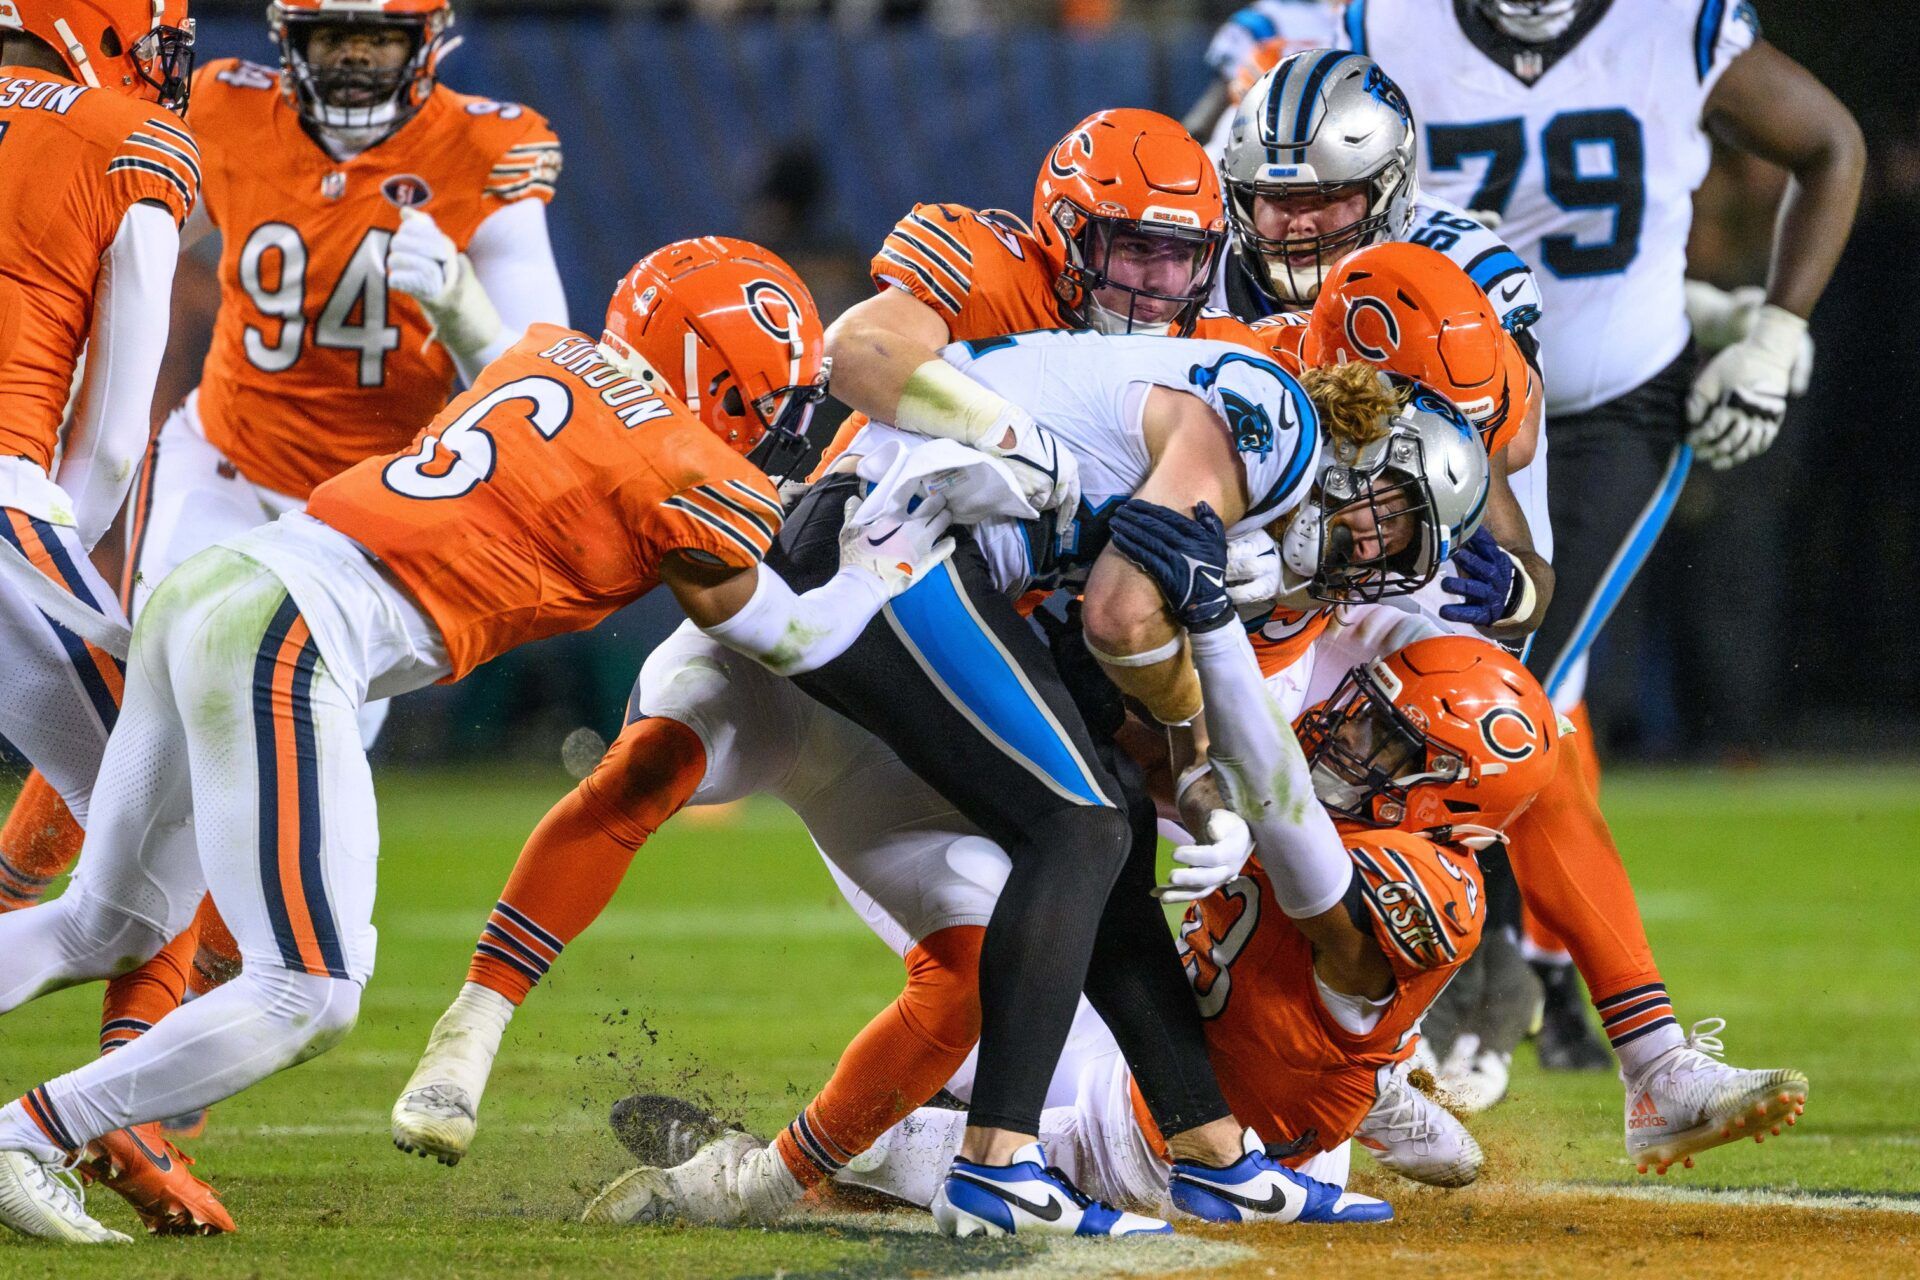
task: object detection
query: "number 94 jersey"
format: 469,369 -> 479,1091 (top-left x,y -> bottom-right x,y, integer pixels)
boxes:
1344,0 -> 1759,414
190,59 -> 562,499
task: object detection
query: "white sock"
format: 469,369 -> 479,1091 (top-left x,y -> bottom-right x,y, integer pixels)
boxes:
406,982 -> 515,1102
1616,1022 -> 1687,1077
0,1100 -> 66,1163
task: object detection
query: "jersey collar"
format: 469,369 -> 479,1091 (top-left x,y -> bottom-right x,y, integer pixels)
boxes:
1452,0 -> 1615,86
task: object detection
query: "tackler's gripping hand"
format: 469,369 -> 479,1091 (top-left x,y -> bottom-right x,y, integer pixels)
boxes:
838,494 -> 956,597
1108,499 -> 1234,633
1439,527 -> 1519,627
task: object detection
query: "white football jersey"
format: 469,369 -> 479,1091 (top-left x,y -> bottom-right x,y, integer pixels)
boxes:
1342,0 -> 1760,414
852,330 -> 1322,595
1206,1 -> 1344,78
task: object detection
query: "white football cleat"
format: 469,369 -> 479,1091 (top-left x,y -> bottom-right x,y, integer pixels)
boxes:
391,983 -> 514,1166
582,1130 -> 801,1227
1356,1071 -> 1483,1188
1624,1018 -> 1809,1176
1434,1034 -> 1512,1116
0,1150 -> 130,1244
934,1142 -> 1172,1237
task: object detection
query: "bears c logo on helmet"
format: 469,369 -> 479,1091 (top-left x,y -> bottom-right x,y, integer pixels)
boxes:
1047,128 -> 1095,179
1478,706 -> 1538,761
742,279 -> 801,346
1344,296 -> 1401,361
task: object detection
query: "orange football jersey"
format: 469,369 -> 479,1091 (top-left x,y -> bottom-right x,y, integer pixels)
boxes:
1173,826 -> 1484,1162
305,325 -> 781,680
189,58 -> 562,499
812,202 -> 1289,477
0,69 -> 198,470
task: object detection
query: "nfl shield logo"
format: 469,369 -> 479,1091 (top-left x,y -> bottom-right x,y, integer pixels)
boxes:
381,174 -> 433,208
321,172 -> 347,201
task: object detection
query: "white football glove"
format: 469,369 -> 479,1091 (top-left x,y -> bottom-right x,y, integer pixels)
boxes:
986,411 -> 1082,538
1225,527 -> 1282,617
387,207 -> 504,363
838,494 -> 956,597
1685,281 -> 1815,393
1153,808 -> 1255,904
1686,303 -> 1808,471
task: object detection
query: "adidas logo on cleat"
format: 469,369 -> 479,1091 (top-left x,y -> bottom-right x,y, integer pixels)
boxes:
1628,1092 -> 1668,1130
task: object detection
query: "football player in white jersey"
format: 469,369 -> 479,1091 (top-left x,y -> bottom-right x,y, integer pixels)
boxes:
1342,0 -> 1864,1071
1184,1 -> 1344,149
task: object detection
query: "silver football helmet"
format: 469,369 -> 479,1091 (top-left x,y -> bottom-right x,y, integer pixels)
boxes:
1222,50 -> 1419,306
1281,379 -> 1489,604
1476,0 -> 1589,42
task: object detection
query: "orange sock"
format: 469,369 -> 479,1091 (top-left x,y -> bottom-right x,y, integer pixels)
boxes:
1505,718 -> 1667,1039
187,896 -> 242,997
99,915 -> 197,1053
775,925 -> 985,1188
0,771 -> 84,910
465,717 -> 706,1005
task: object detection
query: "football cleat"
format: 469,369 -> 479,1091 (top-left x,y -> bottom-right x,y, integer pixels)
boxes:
609,1093 -> 729,1167
1355,1071 -> 1484,1188
583,1130 -> 800,1227
0,1149 -> 130,1244
158,1109 -> 209,1142
1169,1129 -> 1392,1225
390,986 -> 513,1166
81,1124 -> 234,1236
1624,1018 -> 1809,1176
1533,959 -> 1615,1072
933,1142 -> 1170,1238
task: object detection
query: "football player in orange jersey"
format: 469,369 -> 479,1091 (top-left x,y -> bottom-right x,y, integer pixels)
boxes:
832,629 -> 1555,1214
0,237 -> 954,1244
0,0 -> 241,1239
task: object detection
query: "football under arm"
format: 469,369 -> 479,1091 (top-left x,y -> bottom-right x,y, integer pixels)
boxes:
442,198 -> 569,384
662,554 -> 891,679
57,199 -> 180,549
1082,388 -> 1248,726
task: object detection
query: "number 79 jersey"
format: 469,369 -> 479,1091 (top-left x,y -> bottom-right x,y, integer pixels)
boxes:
190,59 -> 562,500
1343,0 -> 1760,414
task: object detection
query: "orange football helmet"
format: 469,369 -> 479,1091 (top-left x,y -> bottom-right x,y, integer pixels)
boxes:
268,0 -> 453,134
1031,108 -> 1226,336
1303,242 -> 1536,456
2,0 -> 195,111
602,236 -> 828,479
1297,635 -> 1558,836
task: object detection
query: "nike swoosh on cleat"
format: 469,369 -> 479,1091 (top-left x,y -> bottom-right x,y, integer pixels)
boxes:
1179,1178 -> 1293,1215
122,1129 -> 173,1173
948,1171 -> 1064,1221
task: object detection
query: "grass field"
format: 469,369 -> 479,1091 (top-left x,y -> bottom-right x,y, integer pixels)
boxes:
2,763 -> 1917,1278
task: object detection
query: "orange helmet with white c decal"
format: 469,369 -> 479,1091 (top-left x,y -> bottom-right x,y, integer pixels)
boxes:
601,236 -> 828,480
1296,635 -> 1557,836
1031,108 -> 1226,337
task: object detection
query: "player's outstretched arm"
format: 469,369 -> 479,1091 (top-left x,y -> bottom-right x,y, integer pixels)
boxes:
57,200 -> 180,549
388,202 -> 568,387
1688,41 -> 1865,470
665,497 -> 954,678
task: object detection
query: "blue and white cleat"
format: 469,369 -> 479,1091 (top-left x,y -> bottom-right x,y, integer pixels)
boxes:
932,1142 -> 1172,1238
1170,1130 -> 1393,1224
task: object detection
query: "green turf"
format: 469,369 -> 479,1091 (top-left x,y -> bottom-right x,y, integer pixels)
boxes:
0,763 -> 1915,1276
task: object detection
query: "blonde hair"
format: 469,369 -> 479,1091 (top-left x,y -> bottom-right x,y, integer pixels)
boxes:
1299,361 -> 1407,459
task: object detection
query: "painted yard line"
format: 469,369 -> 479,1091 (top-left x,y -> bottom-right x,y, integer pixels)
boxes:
1543,1181 -> 1920,1215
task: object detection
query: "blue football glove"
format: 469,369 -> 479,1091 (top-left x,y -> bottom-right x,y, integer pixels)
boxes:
1107,499 -> 1234,632
1439,527 -> 1518,627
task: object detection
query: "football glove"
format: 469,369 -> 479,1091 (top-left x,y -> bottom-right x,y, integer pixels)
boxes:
1439,527 -> 1529,628
992,413 -> 1082,540
1686,303 -> 1809,471
1684,282 -> 1815,394
1108,499 -> 1234,633
1225,527 -> 1282,614
838,495 -> 955,597
387,207 -> 504,361
1153,808 -> 1255,904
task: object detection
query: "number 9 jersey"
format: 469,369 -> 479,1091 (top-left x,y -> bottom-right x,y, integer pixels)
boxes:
1343,0 -> 1760,415
189,58 -> 563,499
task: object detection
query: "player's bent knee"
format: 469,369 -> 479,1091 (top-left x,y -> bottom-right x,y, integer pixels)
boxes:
57,890 -> 175,978
250,966 -> 362,1064
579,716 -> 707,843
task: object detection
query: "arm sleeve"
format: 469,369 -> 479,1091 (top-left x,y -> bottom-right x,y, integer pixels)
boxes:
457,196 -> 570,380
699,562 -> 890,677
1188,620 -> 1354,919
57,201 -> 180,548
